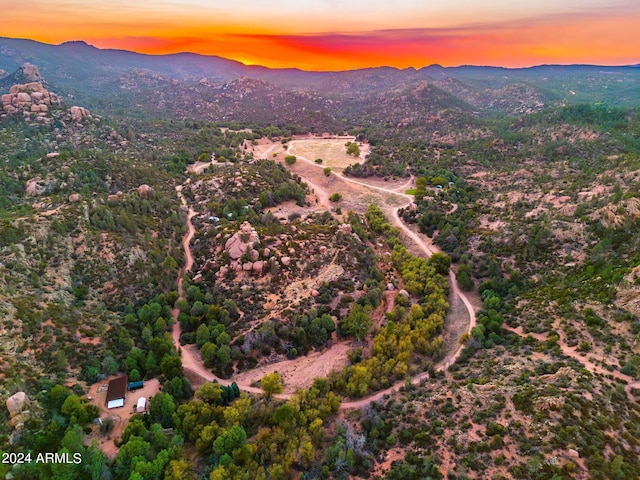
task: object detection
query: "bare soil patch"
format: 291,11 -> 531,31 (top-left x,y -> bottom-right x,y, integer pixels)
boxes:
186,160 -> 213,174
372,447 -> 405,477
87,377 -> 161,458
249,137 -> 284,159
233,341 -> 352,393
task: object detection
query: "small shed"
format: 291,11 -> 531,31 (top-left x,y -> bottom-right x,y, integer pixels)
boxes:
136,397 -> 147,412
128,381 -> 144,391
105,375 -> 128,409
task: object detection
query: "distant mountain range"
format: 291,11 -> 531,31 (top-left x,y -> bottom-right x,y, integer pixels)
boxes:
1,37 -> 639,125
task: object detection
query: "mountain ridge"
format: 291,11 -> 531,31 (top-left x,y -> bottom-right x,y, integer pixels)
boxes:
1,36 -> 640,125
2,36 -> 638,76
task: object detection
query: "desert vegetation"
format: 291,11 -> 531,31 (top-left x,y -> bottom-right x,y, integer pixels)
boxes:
2,46 -> 640,479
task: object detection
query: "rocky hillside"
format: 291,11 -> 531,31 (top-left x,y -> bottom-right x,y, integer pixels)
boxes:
0,63 -> 95,127
1,81 -> 60,123
1,38 -> 639,124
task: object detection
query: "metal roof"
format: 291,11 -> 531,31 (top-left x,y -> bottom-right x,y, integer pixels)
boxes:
106,375 -> 128,403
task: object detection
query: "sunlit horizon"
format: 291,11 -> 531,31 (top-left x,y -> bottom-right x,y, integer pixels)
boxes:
2,0 -> 639,71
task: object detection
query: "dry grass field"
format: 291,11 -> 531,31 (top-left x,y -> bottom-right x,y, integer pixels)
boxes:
288,138 -> 368,170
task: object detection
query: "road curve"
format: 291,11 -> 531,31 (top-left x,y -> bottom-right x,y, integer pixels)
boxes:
283,143 -> 479,407
171,143 -> 639,407
169,144 -> 480,408
171,186 -> 289,399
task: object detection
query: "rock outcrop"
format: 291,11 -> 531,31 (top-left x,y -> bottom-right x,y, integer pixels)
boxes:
137,184 -> 154,199
69,105 -> 91,122
540,366 -> 576,384
21,63 -> 43,83
534,396 -> 565,411
224,222 -> 260,260
338,223 -> 352,234
25,178 -> 44,196
6,392 -> 30,418
1,82 -> 60,122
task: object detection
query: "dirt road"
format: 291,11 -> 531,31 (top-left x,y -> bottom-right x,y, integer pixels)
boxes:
172,140 -> 640,408
172,142 -> 477,407
503,324 -> 640,399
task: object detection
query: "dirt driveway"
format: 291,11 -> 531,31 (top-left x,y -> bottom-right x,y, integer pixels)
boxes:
87,377 -> 161,458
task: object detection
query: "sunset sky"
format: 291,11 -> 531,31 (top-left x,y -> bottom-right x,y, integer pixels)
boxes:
3,0 -> 640,70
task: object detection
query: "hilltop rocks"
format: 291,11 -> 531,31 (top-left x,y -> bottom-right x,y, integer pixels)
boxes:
6,392 -> 33,439
1,81 -> 60,122
16,92 -> 31,103
69,105 -> 91,122
592,197 -> 640,229
216,222 -> 275,278
225,221 -> 260,260
21,63 -> 43,83
69,193 -> 82,203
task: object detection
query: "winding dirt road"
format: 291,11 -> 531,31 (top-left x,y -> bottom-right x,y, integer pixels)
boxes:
169,141 -> 479,409
170,139 -> 639,407
169,141 -> 479,408
283,143 -> 479,407
172,186 -> 288,398
503,324 -> 640,398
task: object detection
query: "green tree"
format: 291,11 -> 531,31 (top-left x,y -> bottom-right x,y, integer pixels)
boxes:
149,392 -> 176,428
323,167 -> 332,177
201,341 -> 218,366
195,324 -> 211,347
285,155 -> 297,166
341,304 -> 372,342
161,355 -> 183,380
261,372 -> 283,399
457,263 -> 474,291
346,142 -> 360,156
165,459 -> 196,480
212,425 -> 247,457
115,436 -> 151,477
163,255 -> 178,271
195,382 -> 223,404
427,252 -> 451,276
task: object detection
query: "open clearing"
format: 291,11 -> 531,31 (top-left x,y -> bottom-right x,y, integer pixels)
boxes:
88,377 -> 161,458
233,341 -> 353,394
289,138 -> 368,170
